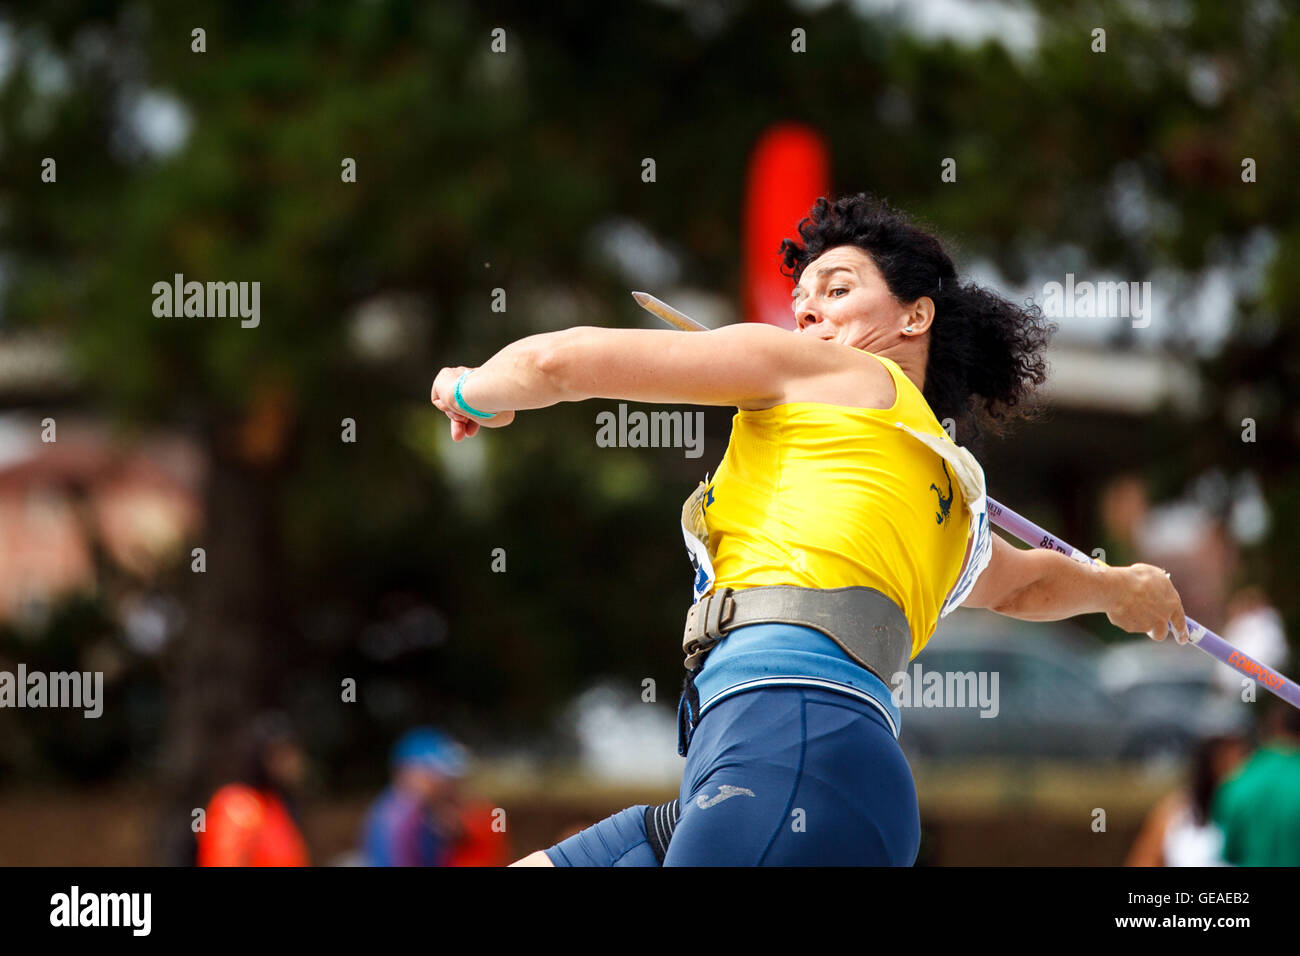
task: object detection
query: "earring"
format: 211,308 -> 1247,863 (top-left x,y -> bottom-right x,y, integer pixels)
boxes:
904,325 -> 914,333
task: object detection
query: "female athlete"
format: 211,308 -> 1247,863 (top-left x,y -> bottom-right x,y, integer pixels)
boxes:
430,193 -> 1191,866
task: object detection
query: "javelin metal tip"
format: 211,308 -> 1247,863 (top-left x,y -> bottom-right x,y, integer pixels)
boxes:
629,290 -> 710,332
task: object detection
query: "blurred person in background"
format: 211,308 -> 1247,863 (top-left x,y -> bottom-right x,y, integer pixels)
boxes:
1212,697 -> 1300,866
1125,733 -> 1249,866
1098,474 -> 1149,569
1098,474 -> 1237,634
196,712 -> 310,867
1214,587 -> 1288,701
361,726 -> 508,866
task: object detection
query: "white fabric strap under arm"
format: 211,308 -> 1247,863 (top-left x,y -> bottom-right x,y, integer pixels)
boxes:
892,423 -> 993,618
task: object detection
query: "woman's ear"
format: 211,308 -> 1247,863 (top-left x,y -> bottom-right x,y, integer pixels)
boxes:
906,296 -> 936,334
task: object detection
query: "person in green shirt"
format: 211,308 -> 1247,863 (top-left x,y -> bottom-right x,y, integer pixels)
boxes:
1212,697 -> 1300,866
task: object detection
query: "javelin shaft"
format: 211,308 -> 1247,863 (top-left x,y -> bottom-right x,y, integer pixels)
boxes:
632,290 -> 1300,711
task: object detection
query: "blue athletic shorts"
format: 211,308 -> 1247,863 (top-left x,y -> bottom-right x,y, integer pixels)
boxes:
543,685 -> 921,866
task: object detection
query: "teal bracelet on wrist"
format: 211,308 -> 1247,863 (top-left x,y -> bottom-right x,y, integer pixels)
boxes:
453,370 -> 496,419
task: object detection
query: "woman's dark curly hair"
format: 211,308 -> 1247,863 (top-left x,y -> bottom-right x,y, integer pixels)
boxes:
778,193 -> 1056,448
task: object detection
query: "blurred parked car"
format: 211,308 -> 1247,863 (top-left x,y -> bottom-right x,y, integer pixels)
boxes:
897,608 -> 1249,763
1096,641 -> 1253,741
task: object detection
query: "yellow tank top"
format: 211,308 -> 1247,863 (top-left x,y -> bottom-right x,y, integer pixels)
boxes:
700,352 -> 971,659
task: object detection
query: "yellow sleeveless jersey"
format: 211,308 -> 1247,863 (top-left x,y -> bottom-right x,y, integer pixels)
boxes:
697,352 -> 974,660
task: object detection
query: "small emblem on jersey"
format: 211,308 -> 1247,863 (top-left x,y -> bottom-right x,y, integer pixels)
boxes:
704,485 -> 715,510
930,460 -> 954,525
695,784 -> 756,810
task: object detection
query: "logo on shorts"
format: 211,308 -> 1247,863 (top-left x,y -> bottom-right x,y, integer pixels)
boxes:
695,784 -> 755,809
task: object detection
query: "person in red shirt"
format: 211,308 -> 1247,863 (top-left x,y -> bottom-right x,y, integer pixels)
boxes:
444,800 -> 510,867
197,713 -> 310,867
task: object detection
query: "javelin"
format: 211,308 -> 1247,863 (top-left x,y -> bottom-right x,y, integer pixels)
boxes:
631,290 -> 1300,711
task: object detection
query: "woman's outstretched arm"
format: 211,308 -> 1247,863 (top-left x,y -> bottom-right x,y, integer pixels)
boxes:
432,322 -> 878,425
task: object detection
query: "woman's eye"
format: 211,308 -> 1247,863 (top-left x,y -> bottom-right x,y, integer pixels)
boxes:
830,288 -> 848,296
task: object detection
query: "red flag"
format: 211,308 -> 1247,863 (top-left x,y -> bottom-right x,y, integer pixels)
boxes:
743,124 -> 830,330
